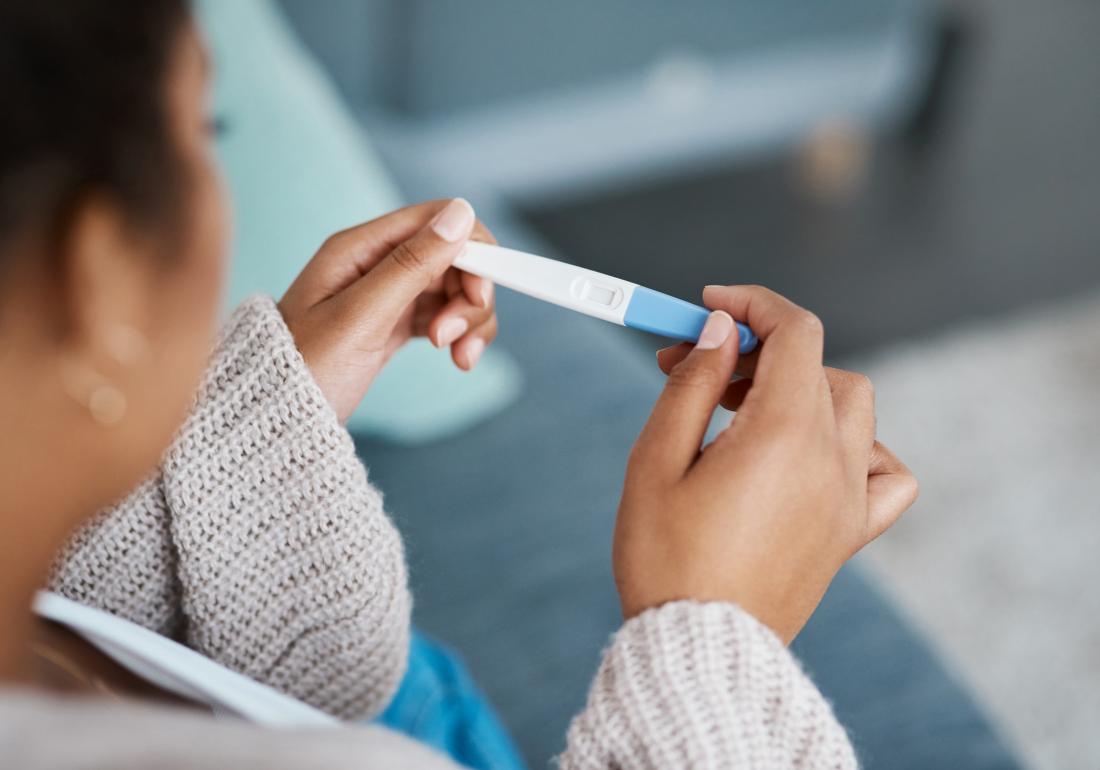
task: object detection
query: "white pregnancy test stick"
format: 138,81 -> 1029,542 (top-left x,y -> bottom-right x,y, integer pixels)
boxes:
455,241 -> 757,353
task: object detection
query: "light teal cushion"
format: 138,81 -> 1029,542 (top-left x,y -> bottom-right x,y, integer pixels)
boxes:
195,0 -> 521,444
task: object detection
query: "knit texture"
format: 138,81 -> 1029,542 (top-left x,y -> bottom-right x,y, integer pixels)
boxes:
49,475 -> 183,638
37,295 -> 858,768
2,605 -> 858,770
49,296 -> 411,721
561,601 -> 858,769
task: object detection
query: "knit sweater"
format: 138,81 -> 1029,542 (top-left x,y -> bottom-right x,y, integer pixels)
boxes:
2,296 -> 857,769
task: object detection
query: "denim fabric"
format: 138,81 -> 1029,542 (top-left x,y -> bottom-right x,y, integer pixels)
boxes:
379,631 -> 527,770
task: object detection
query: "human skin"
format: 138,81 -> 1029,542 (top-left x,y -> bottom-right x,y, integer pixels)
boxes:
0,13 -> 916,690
617,290 -> 918,642
0,23 -> 497,683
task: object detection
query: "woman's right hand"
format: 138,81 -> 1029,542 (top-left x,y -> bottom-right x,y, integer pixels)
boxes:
279,200 -> 498,424
613,285 -> 918,643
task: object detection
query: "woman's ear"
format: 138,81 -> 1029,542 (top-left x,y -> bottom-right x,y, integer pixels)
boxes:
59,194 -> 158,358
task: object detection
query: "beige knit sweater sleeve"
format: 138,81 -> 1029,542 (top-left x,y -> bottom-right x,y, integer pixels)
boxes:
40,296 -> 856,769
49,296 -> 411,721
561,602 -> 857,768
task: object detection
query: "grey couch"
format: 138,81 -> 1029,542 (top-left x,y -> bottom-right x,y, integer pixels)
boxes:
356,229 -> 1018,770
280,3 -> 1021,766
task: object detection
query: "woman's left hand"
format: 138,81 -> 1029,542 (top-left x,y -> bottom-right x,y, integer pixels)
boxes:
278,199 -> 497,423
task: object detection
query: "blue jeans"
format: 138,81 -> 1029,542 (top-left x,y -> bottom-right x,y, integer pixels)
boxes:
379,631 -> 527,770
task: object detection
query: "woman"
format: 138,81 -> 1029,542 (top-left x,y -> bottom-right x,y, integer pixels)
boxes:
0,2 -> 918,768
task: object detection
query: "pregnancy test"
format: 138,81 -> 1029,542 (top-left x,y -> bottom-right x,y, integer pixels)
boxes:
455,242 -> 758,353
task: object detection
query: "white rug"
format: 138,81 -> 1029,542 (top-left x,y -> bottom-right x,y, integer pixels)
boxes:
851,291 -> 1100,769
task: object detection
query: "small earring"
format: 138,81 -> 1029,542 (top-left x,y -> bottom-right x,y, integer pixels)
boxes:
87,382 -> 128,426
59,322 -> 144,427
59,359 -> 128,427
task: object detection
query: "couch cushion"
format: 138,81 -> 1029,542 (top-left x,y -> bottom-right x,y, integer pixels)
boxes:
196,0 -> 521,443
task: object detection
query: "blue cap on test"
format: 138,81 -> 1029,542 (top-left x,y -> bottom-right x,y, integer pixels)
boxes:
623,286 -> 758,354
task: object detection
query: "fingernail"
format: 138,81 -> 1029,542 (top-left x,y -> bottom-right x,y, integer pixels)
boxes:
437,317 -> 468,347
479,280 -> 493,308
464,338 -> 485,368
695,311 -> 733,350
431,198 -> 475,242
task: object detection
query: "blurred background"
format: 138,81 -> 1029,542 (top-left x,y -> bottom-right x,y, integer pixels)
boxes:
221,1 -> 1099,766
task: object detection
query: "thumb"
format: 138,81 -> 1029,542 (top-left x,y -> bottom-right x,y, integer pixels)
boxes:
631,311 -> 739,482
865,441 -> 919,542
337,198 -> 475,337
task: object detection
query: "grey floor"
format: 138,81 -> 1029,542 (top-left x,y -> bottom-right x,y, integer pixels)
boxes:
518,1 -> 1100,767
854,292 -> 1100,769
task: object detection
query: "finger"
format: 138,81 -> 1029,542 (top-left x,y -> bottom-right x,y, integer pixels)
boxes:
459,222 -> 496,308
656,342 -> 756,411
288,200 -> 453,302
337,198 -> 476,340
657,343 -> 753,411
827,368 -> 876,466
701,284 -> 826,405
865,442 -> 919,541
460,268 -> 493,309
410,294 -> 447,336
470,220 -> 498,247
444,267 -> 463,299
286,200 -> 500,309
655,342 -> 692,374
324,201 -> 500,280
708,370 -> 876,457
718,379 -> 754,411
657,342 -> 758,381
452,315 -> 498,371
428,293 -> 495,349
631,311 -> 740,482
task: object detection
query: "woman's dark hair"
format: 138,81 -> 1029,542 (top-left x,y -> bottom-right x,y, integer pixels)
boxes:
0,1 -> 190,259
